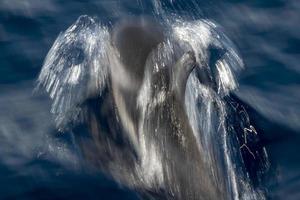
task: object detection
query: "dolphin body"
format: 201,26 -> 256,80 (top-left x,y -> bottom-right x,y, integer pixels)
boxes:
97,17 -> 227,199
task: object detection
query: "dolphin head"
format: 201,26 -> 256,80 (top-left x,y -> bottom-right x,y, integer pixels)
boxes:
112,16 -> 164,84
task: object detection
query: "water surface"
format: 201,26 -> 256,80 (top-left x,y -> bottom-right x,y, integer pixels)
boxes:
0,0 -> 299,199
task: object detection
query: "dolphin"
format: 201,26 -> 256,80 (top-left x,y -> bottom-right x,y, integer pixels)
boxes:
138,46 -> 226,199
109,17 -> 165,150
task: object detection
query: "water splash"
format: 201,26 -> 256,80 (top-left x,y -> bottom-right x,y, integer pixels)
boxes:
36,16 -> 110,130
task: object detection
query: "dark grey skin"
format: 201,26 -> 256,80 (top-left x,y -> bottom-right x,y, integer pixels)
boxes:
110,17 -> 165,150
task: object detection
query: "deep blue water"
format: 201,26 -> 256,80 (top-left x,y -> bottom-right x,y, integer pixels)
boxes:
0,0 -> 299,199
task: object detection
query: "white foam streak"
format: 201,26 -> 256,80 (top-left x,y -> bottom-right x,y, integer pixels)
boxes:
216,58 -> 237,95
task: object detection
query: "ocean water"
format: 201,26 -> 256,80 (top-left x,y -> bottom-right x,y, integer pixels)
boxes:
0,0 -> 299,199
